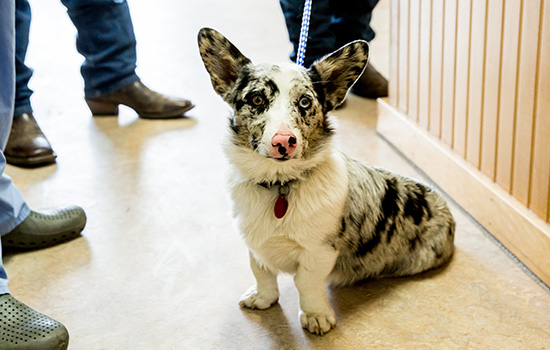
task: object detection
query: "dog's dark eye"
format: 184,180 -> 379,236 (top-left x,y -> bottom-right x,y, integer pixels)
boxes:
251,95 -> 265,106
299,96 -> 311,109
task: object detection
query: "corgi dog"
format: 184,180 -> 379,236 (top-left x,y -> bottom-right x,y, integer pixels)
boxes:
198,28 -> 455,335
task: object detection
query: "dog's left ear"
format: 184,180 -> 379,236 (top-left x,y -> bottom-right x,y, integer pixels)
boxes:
309,40 -> 369,111
198,27 -> 252,101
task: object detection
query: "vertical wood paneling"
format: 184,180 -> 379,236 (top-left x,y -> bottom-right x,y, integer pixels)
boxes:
418,0 -> 432,129
429,0 -> 444,136
408,0 -> 421,122
408,0 -> 420,121
389,0 -> 400,106
495,0 -> 522,192
512,0 -> 540,206
453,0 -> 472,157
441,0 -> 458,146
530,0 -> 550,221
466,0 -> 487,168
480,0 -> 504,180
398,0 -> 410,113
388,0 -> 550,223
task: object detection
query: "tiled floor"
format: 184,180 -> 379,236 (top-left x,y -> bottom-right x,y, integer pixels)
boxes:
4,0 -> 550,349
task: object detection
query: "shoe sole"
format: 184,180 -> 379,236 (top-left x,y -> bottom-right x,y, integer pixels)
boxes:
2,226 -> 84,250
138,103 -> 196,119
87,99 -> 195,119
5,153 -> 57,168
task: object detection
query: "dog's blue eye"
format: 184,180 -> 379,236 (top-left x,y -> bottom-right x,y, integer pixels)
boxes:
251,95 -> 264,106
299,97 -> 311,109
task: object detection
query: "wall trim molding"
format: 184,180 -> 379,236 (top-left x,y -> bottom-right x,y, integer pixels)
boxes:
377,98 -> 550,287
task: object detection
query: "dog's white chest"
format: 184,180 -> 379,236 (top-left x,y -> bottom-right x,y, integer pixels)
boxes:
229,153 -> 349,273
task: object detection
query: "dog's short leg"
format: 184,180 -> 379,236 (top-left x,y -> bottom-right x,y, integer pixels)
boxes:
239,251 -> 279,310
294,249 -> 338,335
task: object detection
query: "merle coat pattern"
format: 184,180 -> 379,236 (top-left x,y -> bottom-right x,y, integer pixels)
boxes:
198,28 -> 455,335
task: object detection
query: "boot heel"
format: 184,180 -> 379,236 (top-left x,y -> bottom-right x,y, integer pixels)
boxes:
85,99 -> 119,116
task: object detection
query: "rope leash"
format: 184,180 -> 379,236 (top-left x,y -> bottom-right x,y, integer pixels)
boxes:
296,0 -> 312,67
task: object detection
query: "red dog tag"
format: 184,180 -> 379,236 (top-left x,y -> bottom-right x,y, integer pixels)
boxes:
274,195 -> 288,219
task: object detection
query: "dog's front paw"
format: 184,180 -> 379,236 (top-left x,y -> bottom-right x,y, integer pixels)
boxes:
299,309 -> 337,335
239,285 -> 279,310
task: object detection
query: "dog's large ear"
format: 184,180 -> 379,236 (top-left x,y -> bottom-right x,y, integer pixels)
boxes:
198,28 -> 252,101
309,40 -> 369,111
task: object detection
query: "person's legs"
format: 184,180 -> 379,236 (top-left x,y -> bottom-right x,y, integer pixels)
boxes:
5,0 -> 57,168
3,83 -> 86,247
329,0 -> 387,99
61,0 -> 194,118
1,0 -> 86,252
279,0 -> 387,99
280,0 -> 336,67
0,0 -> 30,236
7,0 -> 193,168
331,0 -> 379,48
13,0 -> 33,117
2,6 -> 78,347
0,165 -> 29,294
0,1 -> 15,143
279,0 -> 378,67
0,0 -> 30,295
61,0 -> 139,97
0,157 -> 31,245
8,0 -> 136,168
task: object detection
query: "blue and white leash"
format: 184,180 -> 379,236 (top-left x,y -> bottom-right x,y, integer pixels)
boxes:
296,0 -> 313,67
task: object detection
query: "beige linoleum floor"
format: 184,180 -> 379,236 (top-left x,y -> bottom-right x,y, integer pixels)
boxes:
4,0 -> 550,349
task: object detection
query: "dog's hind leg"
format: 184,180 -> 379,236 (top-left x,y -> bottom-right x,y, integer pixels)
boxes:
239,251 -> 280,310
294,248 -> 339,335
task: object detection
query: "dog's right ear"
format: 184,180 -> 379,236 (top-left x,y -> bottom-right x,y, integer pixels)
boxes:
198,28 -> 252,100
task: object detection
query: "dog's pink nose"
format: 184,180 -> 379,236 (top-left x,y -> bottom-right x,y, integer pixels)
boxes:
271,131 -> 297,158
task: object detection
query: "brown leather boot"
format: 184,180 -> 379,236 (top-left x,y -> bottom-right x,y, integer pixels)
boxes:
4,113 -> 57,167
351,64 -> 389,99
85,80 -> 195,119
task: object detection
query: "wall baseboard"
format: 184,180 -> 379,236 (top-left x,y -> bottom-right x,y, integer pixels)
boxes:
377,98 -> 550,287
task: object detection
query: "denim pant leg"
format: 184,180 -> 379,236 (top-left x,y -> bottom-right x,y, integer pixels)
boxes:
60,0 -> 140,97
280,0 -> 336,67
0,0 -> 31,295
13,0 -> 34,117
279,0 -> 378,67
332,0 -> 379,48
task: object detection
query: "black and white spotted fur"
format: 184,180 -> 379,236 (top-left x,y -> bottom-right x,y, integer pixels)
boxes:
198,28 -> 455,335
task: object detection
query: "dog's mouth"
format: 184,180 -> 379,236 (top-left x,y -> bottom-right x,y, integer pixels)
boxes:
261,152 -> 293,162
274,155 -> 291,162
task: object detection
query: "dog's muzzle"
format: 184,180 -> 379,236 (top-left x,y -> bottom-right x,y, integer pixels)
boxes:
270,131 -> 298,160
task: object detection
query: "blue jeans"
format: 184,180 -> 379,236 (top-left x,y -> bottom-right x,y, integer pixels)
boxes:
279,0 -> 379,67
1,0 -> 31,295
14,0 -> 140,116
